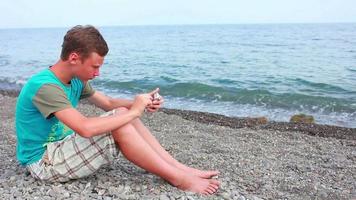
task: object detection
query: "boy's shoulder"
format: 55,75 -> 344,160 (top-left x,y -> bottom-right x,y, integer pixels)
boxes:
27,69 -> 55,84
18,69 -> 62,100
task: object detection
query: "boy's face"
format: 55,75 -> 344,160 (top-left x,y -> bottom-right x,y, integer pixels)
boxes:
72,52 -> 104,82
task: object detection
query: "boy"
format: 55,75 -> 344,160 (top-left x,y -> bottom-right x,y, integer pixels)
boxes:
15,25 -> 220,195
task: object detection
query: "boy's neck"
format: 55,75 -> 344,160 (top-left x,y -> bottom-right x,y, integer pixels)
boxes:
49,60 -> 74,85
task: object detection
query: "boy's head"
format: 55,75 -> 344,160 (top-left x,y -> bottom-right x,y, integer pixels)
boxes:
60,25 -> 108,61
60,25 -> 108,81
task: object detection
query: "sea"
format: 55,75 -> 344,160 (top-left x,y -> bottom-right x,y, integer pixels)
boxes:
0,23 -> 355,127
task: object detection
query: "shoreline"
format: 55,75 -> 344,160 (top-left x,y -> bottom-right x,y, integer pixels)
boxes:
160,108 -> 356,141
2,88 -> 355,141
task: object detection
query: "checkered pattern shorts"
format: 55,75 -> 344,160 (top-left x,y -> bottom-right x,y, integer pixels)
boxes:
26,109 -> 119,182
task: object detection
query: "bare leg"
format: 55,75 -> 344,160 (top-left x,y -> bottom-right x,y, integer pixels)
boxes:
130,117 -> 219,178
111,121 -> 220,195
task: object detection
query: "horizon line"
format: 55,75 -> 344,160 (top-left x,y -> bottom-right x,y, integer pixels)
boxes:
1,21 -> 355,30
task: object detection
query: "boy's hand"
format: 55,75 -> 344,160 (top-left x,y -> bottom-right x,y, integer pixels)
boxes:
130,88 -> 160,117
146,88 -> 164,113
130,94 -> 152,117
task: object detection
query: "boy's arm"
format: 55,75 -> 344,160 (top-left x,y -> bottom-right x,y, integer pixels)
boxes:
55,89 -> 158,138
87,88 -> 163,112
88,91 -> 134,111
54,107 -> 138,138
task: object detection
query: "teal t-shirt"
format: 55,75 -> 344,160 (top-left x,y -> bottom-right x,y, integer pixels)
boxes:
15,68 -> 95,166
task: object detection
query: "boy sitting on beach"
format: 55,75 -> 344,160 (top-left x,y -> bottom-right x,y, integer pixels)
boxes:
15,25 -> 220,195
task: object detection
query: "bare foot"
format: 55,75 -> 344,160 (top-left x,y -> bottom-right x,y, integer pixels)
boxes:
174,174 -> 220,195
172,163 -> 219,178
170,160 -> 219,178
183,167 -> 219,179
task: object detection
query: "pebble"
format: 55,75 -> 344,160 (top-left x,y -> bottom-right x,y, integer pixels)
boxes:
9,176 -> 16,181
63,191 -> 70,198
160,194 -> 170,200
237,195 -> 246,200
220,192 -> 231,200
251,196 -> 264,200
98,189 -> 106,196
185,196 -> 195,200
84,182 -> 91,190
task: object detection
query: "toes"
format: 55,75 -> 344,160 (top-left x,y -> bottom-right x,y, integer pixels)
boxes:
208,185 -> 218,193
205,187 -> 216,195
209,184 -> 219,191
210,172 -> 219,178
209,179 -> 220,186
212,170 -> 220,175
207,170 -> 219,176
210,183 -> 219,190
203,186 -> 216,195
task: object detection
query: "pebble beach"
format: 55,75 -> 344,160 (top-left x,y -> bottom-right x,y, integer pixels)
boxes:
0,92 -> 355,200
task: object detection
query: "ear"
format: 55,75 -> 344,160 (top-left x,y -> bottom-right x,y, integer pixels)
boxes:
68,52 -> 81,65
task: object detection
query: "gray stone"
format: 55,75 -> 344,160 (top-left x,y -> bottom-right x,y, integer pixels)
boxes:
98,189 -> 106,196
63,191 -> 70,198
51,185 -> 62,194
84,182 -> 91,190
237,195 -> 246,200
251,196 -> 264,200
48,189 -> 56,197
160,194 -> 170,200
42,196 -> 52,200
186,196 -> 195,200
108,186 -> 117,194
316,191 -> 329,199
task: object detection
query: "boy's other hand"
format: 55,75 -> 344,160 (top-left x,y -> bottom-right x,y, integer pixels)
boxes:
146,88 -> 164,113
146,98 -> 164,113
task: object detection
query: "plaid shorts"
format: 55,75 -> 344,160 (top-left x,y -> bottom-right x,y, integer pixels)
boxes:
26,109 -> 119,182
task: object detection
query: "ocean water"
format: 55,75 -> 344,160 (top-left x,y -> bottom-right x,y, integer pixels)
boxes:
0,24 -> 355,127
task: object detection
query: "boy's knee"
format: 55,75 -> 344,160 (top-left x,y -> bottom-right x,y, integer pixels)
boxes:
111,123 -> 138,143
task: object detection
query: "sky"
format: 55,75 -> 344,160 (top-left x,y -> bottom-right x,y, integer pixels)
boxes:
0,0 -> 356,28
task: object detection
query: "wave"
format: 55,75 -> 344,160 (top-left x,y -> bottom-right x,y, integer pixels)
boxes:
3,75 -> 354,115
0,55 -> 10,67
1,76 -> 355,127
92,79 -> 356,114
346,67 -> 356,72
291,78 -> 353,94
0,77 -> 24,91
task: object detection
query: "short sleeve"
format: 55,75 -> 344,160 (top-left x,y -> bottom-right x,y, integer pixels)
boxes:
32,84 -> 72,119
80,81 -> 95,99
